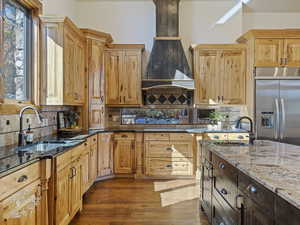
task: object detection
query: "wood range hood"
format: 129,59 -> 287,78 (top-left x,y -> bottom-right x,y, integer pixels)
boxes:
143,0 -> 194,90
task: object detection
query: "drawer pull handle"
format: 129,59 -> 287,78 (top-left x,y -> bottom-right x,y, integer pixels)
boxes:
166,147 -> 173,151
220,188 -> 228,195
219,163 -> 225,169
17,175 -> 28,183
214,136 -> 220,139
166,165 -> 173,168
238,135 -> 244,139
121,135 -> 128,138
247,185 -> 257,194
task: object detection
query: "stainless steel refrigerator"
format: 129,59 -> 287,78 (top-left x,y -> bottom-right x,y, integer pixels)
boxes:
256,79 -> 300,145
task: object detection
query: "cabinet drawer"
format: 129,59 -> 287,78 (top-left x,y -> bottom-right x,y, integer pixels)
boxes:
146,141 -> 192,158
275,195 -> 300,225
203,133 -> 228,141
0,162 -> 40,200
227,133 -> 249,141
144,133 -> 169,141
212,154 -> 238,208
56,150 -> 72,171
114,132 -> 135,140
212,196 -> 239,225
169,133 -> 194,141
238,171 -> 274,217
146,158 -> 193,177
88,135 -> 98,146
71,144 -> 84,161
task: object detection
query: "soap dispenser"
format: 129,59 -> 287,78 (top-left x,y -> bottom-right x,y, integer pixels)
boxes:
26,125 -> 34,144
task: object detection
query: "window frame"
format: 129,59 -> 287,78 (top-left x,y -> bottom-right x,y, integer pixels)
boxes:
0,0 -> 42,114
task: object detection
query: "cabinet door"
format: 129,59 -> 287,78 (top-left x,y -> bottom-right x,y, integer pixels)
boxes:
56,165 -> 71,225
114,140 -> 135,174
105,51 -> 123,105
254,39 -> 284,67
74,40 -> 85,104
243,197 -> 274,225
0,180 -> 42,225
89,144 -> 98,183
63,28 -> 76,105
89,104 -> 105,129
194,50 -> 220,104
284,39 -> 300,67
98,133 -> 113,177
220,50 -> 246,104
81,151 -> 90,195
70,160 -> 82,216
89,40 -> 105,129
121,51 -> 141,105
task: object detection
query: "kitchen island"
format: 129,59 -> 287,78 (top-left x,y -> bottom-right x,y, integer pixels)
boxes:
201,140 -> 300,225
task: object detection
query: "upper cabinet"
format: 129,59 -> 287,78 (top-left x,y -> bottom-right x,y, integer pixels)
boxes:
191,44 -> 246,105
81,29 -> 113,129
104,45 -> 144,106
237,29 -> 300,67
40,16 -> 86,105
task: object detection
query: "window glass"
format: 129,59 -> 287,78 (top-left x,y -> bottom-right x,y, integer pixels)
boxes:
2,0 -> 32,101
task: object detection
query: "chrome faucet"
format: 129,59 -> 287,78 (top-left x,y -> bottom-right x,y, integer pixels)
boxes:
19,106 -> 43,146
235,116 -> 255,145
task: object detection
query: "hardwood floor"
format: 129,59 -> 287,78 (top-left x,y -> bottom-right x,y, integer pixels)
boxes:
70,178 -> 209,225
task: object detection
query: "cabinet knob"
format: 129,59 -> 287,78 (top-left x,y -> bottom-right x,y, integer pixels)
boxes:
214,135 -> 220,139
219,223 -> 225,225
17,175 -> 28,183
218,163 -> 225,169
166,165 -> 173,169
238,135 -> 244,139
220,188 -> 228,195
166,147 -> 173,151
247,185 -> 257,194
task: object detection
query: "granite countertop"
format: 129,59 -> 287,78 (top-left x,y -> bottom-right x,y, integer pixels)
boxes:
0,127 -> 247,177
206,140 -> 300,210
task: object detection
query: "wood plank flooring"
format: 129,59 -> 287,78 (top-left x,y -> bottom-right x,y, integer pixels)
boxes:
70,178 -> 210,225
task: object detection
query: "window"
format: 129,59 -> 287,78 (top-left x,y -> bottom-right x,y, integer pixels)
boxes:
1,0 -> 32,102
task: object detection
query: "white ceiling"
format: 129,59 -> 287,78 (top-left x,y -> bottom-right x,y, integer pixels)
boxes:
244,0 -> 300,13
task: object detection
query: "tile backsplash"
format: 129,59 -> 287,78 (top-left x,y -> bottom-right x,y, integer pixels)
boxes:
0,106 -> 73,147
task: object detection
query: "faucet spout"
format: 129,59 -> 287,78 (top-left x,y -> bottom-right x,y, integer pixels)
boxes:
19,106 -> 43,146
235,116 -> 255,145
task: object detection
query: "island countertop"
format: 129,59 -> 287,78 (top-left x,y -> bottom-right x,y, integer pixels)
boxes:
206,140 -> 300,210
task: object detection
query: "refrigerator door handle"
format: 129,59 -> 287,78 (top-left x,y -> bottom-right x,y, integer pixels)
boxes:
274,98 -> 280,140
280,98 -> 286,140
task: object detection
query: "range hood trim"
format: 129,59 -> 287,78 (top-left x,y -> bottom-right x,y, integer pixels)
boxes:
142,79 -> 195,90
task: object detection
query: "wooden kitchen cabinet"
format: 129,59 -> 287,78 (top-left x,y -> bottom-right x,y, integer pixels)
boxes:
81,29 -> 113,129
254,38 -> 300,67
98,133 -> 114,177
191,44 -> 246,105
144,133 -> 194,178
89,142 -> 98,184
0,180 -> 42,225
105,45 -> 144,106
54,144 -> 84,225
40,16 -> 85,105
113,133 -> 136,174
81,142 -> 90,194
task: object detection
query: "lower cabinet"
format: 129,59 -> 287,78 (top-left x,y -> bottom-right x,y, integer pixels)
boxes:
113,133 -> 136,174
89,142 -> 98,184
81,142 -> 90,194
242,197 -> 274,225
201,159 -> 213,223
144,133 -> 194,178
0,180 -> 42,225
98,133 -> 114,177
55,145 -> 83,225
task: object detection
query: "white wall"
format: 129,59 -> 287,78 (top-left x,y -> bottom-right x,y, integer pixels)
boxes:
75,0 -> 242,53
243,12 -> 300,32
42,0 -> 79,25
